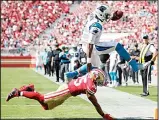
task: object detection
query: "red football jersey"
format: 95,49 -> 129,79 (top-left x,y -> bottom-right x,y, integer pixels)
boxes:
68,74 -> 97,96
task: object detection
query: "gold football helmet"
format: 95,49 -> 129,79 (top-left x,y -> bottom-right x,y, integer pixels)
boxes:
89,68 -> 106,82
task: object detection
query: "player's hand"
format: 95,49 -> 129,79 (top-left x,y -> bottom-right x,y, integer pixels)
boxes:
111,10 -> 123,21
87,63 -> 92,72
103,114 -> 114,120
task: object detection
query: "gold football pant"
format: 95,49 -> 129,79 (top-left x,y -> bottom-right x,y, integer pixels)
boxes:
44,84 -> 72,110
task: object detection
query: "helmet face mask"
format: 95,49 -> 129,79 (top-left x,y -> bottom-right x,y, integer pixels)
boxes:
94,5 -> 111,22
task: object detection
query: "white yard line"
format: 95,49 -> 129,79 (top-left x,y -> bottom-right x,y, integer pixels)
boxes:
2,105 -> 39,106
2,117 -> 56,119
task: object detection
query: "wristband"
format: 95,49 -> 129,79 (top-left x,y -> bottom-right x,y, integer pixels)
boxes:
87,58 -> 91,63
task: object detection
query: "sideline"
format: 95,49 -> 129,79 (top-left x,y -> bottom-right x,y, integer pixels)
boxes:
33,69 -> 157,119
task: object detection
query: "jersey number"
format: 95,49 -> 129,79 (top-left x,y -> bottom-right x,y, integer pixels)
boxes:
74,76 -> 87,87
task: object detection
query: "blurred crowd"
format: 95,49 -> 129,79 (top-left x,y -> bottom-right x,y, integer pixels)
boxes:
53,1 -> 157,46
1,1 -> 71,53
1,1 -> 157,55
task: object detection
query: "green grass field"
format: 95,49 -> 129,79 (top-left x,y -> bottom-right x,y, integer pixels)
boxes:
1,68 -> 101,119
115,86 -> 157,102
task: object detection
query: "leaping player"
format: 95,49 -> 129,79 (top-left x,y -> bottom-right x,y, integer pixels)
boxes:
6,68 -> 113,120
65,4 -> 138,80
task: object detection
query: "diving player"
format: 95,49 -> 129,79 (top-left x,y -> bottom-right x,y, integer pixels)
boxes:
6,68 -> 113,120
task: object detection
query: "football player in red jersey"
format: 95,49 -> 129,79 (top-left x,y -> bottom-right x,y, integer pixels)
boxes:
6,68 -> 113,120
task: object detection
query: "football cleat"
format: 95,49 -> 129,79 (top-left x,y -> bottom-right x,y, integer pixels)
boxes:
103,114 -> 114,120
19,84 -> 34,92
6,88 -> 20,102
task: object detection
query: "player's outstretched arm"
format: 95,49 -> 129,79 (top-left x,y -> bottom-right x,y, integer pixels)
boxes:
86,92 -> 105,117
87,92 -> 114,120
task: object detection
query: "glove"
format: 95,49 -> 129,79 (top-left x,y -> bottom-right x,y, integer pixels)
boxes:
139,61 -> 153,70
111,10 -> 123,21
103,114 -> 114,120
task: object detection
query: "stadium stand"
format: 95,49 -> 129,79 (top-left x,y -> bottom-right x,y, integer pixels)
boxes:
52,1 -> 157,46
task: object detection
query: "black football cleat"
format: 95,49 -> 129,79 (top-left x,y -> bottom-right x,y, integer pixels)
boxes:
6,88 -> 20,102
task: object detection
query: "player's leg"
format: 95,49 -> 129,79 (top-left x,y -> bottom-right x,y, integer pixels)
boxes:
98,54 -> 110,71
6,84 -> 35,101
44,84 -> 72,110
20,91 -> 48,110
113,72 -> 117,87
19,84 -> 35,91
109,72 -> 113,87
115,43 -> 138,72
6,85 -> 48,110
95,41 -> 138,72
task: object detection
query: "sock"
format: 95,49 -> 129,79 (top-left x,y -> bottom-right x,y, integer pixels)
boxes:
20,92 -> 23,96
22,91 -> 44,102
22,91 -> 48,110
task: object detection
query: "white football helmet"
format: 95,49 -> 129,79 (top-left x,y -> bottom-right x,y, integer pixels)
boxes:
94,5 -> 111,22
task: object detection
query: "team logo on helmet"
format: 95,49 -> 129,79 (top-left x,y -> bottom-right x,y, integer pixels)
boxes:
89,68 -> 106,82
94,4 -> 111,22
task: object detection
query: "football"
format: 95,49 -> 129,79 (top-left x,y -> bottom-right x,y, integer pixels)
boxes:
111,10 -> 123,21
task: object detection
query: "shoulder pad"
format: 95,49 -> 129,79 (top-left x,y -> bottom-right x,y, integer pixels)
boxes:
89,22 -> 102,31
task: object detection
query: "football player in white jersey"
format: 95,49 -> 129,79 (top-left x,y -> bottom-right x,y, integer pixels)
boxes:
68,44 -> 80,71
65,4 -> 138,80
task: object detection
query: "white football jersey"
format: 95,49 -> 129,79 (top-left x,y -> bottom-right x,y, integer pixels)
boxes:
69,48 -> 80,71
81,15 -> 103,45
69,49 -> 80,61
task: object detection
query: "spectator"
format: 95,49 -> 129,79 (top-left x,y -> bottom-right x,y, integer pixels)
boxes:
74,59 -> 81,71
52,43 -> 62,82
109,51 -> 119,87
35,50 -> 43,72
47,47 -> 53,76
130,43 -> 140,84
42,48 -> 48,75
59,46 -> 70,82
68,44 -> 80,71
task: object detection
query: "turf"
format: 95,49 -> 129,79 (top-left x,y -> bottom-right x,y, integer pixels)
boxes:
1,68 -> 101,119
115,86 -> 157,102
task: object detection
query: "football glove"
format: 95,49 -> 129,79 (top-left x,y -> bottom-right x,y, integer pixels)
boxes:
103,114 -> 114,120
